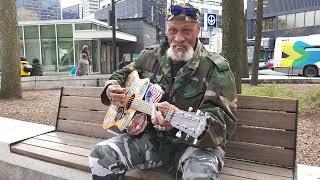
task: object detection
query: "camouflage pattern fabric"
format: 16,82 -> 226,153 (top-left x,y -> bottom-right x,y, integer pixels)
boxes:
89,133 -> 225,180
95,39 -> 237,179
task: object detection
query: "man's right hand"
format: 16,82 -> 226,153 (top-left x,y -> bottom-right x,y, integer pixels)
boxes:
106,85 -> 127,107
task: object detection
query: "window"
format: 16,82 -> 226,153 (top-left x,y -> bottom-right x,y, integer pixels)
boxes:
295,12 -> 305,27
315,10 -> 320,26
278,15 -> 286,30
57,24 -> 74,72
265,17 -> 275,31
262,19 -> 266,32
40,25 -> 57,72
24,26 -> 40,63
287,14 -> 295,28
305,11 -> 315,27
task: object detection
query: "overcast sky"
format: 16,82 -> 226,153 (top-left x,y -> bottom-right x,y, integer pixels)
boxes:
61,0 -> 80,8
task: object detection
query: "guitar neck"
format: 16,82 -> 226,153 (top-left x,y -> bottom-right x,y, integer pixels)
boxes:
131,99 -> 173,120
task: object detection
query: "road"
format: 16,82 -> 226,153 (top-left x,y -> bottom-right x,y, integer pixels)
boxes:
242,69 -> 320,83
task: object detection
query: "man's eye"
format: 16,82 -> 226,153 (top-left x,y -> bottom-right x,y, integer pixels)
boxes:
169,29 -> 176,34
184,29 -> 191,33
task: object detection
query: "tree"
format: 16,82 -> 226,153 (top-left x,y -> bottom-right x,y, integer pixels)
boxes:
222,0 -> 244,93
242,8 -> 249,78
0,0 -> 22,99
250,0 -> 264,86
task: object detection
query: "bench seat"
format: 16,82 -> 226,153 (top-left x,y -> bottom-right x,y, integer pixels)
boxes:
11,131 -> 293,180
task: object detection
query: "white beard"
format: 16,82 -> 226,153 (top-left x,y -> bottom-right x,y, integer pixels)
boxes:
167,46 -> 194,62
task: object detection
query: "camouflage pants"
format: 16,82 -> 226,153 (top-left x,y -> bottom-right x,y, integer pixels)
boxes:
89,133 -> 225,180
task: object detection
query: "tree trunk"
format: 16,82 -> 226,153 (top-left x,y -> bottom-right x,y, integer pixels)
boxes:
222,0 -> 243,94
0,0 -> 22,99
242,10 -> 249,78
250,0 -> 263,86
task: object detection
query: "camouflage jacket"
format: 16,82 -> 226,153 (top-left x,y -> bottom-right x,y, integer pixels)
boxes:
102,40 -> 237,149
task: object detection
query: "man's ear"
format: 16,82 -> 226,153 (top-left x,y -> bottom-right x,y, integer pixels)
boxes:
197,23 -> 201,33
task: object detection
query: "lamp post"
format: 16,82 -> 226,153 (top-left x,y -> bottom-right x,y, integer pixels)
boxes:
111,0 -> 116,72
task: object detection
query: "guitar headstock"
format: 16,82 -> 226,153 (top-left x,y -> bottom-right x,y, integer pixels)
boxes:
168,109 -> 208,142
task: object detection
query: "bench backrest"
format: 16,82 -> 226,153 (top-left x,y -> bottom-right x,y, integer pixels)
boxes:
56,86 -> 113,139
227,95 -> 298,169
57,86 -> 297,169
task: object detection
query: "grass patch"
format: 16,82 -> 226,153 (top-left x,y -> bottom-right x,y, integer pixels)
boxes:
242,84 -> 320,113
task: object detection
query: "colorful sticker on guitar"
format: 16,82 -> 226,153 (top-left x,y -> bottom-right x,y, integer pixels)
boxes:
145,84 -> 164,103
126,113 -> 148,135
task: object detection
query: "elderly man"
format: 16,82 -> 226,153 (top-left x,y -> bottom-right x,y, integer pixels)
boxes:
89,3 -> 237,180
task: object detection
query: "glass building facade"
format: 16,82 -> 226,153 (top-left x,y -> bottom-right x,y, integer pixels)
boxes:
16,0 -> 61,21
13,19 -> 136,74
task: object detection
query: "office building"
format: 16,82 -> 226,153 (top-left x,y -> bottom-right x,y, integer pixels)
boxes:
95,0 -> 166,37
62,4 -> 80,20
16,0 -> 61,21
247,0 -> 320,39
80,0 -> 100,18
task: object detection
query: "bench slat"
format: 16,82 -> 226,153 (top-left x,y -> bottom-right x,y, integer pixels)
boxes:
222,167 -> 292,180
57,119 -> 115,139
60,96 -> 107,111
237,109 -> 296,130
221,174 -> 253,180
226,141 -> 295,168
46,132 -> 104,144
63,86 -> 104,98
231,126 -> 295,148
21,138 -> 91,157
224,159 -> 293,178
35,134 -> 100,149
59,107 -> 106,124
238,95 -> 297,112
11,143 -> 90,172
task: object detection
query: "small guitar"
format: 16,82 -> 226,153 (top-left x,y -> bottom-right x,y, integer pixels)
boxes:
103,70 -> 208,144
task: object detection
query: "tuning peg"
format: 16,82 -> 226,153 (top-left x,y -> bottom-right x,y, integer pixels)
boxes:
188,107 -> 193,112
193,139 -> 198,145
176,131 -> 182,138
185,134 -> 190,141
196,110 -> 204,116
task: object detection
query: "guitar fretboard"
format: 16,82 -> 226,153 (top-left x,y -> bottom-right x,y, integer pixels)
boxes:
130,99 -> 174,121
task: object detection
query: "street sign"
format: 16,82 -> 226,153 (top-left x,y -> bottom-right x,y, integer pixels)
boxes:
207,13 -> 217,28
203,13 -> 217,31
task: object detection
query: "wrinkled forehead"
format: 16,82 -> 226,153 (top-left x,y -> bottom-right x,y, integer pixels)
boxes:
166,20 -> 198,29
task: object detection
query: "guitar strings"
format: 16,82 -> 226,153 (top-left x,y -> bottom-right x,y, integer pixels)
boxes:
128,99 -> 198,121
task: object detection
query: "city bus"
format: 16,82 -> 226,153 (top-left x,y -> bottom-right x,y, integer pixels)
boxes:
272,34 -> 320,77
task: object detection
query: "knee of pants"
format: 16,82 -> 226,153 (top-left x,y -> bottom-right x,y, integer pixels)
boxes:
181,158 -> 222,180
89,144 -> 125,177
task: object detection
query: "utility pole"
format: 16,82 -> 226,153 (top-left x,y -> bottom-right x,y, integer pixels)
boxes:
111,0 -> 117,72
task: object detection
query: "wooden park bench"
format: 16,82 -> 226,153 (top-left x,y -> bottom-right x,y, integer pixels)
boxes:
8,86 -> 298,180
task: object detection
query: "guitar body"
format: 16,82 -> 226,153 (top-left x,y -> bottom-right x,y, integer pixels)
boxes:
103,71 -> 150,131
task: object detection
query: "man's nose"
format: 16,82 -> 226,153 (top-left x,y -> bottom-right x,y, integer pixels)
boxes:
173,32 -> 185,43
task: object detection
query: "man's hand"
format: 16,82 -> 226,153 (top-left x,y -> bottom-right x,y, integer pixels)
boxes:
106,85 -> 126,107
151,101 -> 178,131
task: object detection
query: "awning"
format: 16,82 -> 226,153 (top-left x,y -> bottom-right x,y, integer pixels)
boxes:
74,30 -> 137,43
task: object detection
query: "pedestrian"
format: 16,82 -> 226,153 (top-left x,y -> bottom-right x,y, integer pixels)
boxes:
76,53 -> 89,76
30,58 -> 43,76
89,3 -> 237,180
20,56 -> 32,77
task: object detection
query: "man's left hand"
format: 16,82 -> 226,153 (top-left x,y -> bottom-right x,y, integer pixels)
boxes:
151,101 -> 178,131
